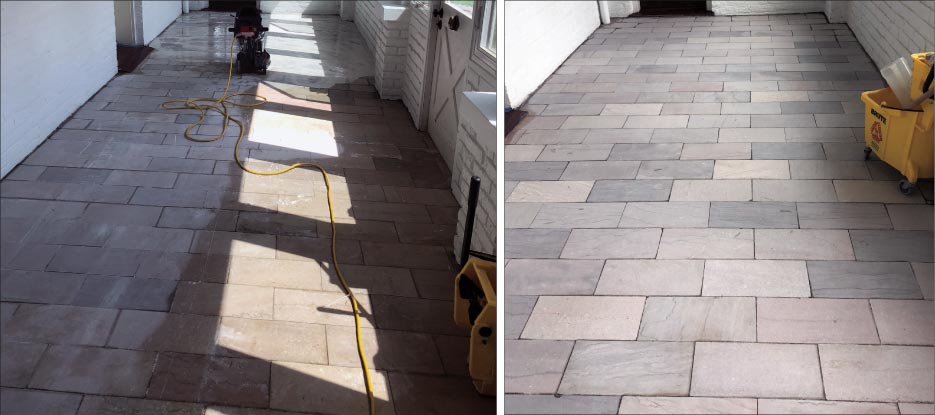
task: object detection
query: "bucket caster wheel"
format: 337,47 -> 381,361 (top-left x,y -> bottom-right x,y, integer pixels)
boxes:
864,147 -> 872,160
898,179 -> 917,196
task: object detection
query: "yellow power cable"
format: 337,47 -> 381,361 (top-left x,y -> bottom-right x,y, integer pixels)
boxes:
162,36 -> 376,415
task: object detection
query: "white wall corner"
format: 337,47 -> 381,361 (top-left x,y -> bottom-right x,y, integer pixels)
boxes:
825,1 -> 849,23
607,1 -> 640,18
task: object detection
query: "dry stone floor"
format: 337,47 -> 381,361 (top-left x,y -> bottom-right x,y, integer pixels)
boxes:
0,11 -> 493,415
505,13 -> 934,415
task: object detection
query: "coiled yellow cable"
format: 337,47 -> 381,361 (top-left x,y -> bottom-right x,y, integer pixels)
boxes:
162,36 -> 376,415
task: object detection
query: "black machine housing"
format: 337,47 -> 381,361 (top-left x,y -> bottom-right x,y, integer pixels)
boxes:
227,6 -> 270,74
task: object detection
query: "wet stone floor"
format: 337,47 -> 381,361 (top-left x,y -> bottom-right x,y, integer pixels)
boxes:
504,13 -> 934,415
0,11 -> 493,415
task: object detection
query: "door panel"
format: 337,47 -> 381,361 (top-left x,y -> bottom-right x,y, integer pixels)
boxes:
427,2 -> 474,168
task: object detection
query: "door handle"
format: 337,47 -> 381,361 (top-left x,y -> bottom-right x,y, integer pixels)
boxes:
433,7 -> 443,30
448,15 -> 460,31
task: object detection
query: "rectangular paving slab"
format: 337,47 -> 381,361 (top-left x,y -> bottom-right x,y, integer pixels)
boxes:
559,341 -> 693,395
757,298 -> 879,344
819,344 -> 935,402
504,259 -> 604,295
638,296 -> 755,342
521,296 -> 645,340
691,342 -> 823,399
595,259 -> 704,296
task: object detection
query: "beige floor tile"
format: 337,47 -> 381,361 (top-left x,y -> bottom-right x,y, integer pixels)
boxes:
595,259 -> 704,295
522,296 -> 645,340
703,260 -> 810,297
757,298 -> 879,344
507,181 -> 594,203
834,180 -> 926,204
714,160 -> 790,179
670,180 -> 752,201
619,397 -> 756,414
505,340 -> 574,394
755,229 -> 855,260
657,228 -> 754,259
757,399 -> 897,414
638,297 -> 755,341
691,342 -> 823,398
270,362 -> 393,414
560,341 -> 693,395
820,344 -> 935,402
870,300 -> 935,345
272,289 -> 375,328
913,262 -> 935,300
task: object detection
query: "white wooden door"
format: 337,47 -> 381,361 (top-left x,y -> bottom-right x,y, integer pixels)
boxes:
427,2 -> 474,168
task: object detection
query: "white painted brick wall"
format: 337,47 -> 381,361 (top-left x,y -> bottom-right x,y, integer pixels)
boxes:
0,1 -> 117,178
354,1 -> 410,100
847,1 -> 935,70
711,1 -> 825,15
451,101 -> 496,261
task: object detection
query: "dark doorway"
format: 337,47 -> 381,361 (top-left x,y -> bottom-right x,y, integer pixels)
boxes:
208,1 -> 256,12
632,1 -> 711,16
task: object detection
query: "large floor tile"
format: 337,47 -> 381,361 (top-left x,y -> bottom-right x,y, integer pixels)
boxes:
755,229 -> 855,260
505,340 -> 574,394
870,300 -> 935,345
757,399 -> 897,414
505,259 -> 604,295
30,345 -> 155,397
505,394 -> 620,414
703,260 -> 810,297
559,341 -> 693,395
819,344 -> 935,402
691,342 -> 823,399
522,296 -> 645,340
561,228 -> 661,259
618,397 -> 756,414
757,298 -> 879,344
595,259 -> 704,296
807,261 -> 923,299
657,228 -> 754,259
638,297 -> 755,342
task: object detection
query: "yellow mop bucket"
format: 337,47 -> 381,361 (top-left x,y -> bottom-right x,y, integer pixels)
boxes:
453,256 -> 496,396
861,84 -> 934,194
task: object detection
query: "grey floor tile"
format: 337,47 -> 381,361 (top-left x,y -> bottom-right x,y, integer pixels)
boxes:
560,161 -> 640,180
752,143 -> 824,160
797,202 -> 892,229
561,228 -> 661,259
912,262 -> 934,301
559,341 -> 693,395
780,101 -> 845,114
851,230 -> 934,262
757,400 -> 897,415
537,144 -> 614,161
680,143 -> 751,160
505,296 -> 538,340
596,259 -> 704,296
588,180 -> 672,202
807,261 -> 923,299
505,340 -> 574,394
505,229 -> 571,259
531,203 -> 626,228
714,160 -> 790,179
608,144 -> 682,160
886,204 -> 934,231
505,259 -> 604,295
505,161 -> 568,181
505,395 -> 620,415
637,160 -> 714,179
753,180 -> 837,202
638,297 -> 755,341
709,202 -> 798,228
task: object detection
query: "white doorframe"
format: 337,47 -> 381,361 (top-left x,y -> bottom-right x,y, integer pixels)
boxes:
417,0 -> 442,131
114,0 -> 145,46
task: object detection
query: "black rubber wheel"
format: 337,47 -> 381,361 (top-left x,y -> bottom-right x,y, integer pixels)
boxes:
898,179 -> 916,196
864,147 -> 872,160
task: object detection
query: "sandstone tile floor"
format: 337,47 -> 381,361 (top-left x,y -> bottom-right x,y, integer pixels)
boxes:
505,13 -> 934,415
0,11 -> 493,415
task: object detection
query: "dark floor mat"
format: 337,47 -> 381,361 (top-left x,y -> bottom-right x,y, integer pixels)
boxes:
505,109 -> 527,141
117,45 -> 154,73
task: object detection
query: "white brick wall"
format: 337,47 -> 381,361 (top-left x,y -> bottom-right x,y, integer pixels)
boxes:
451,95 -> 496,261
711,1 -> 825,15
354,1 -> 410,101
846,1 -> 935,70
0,1 -> 117,178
